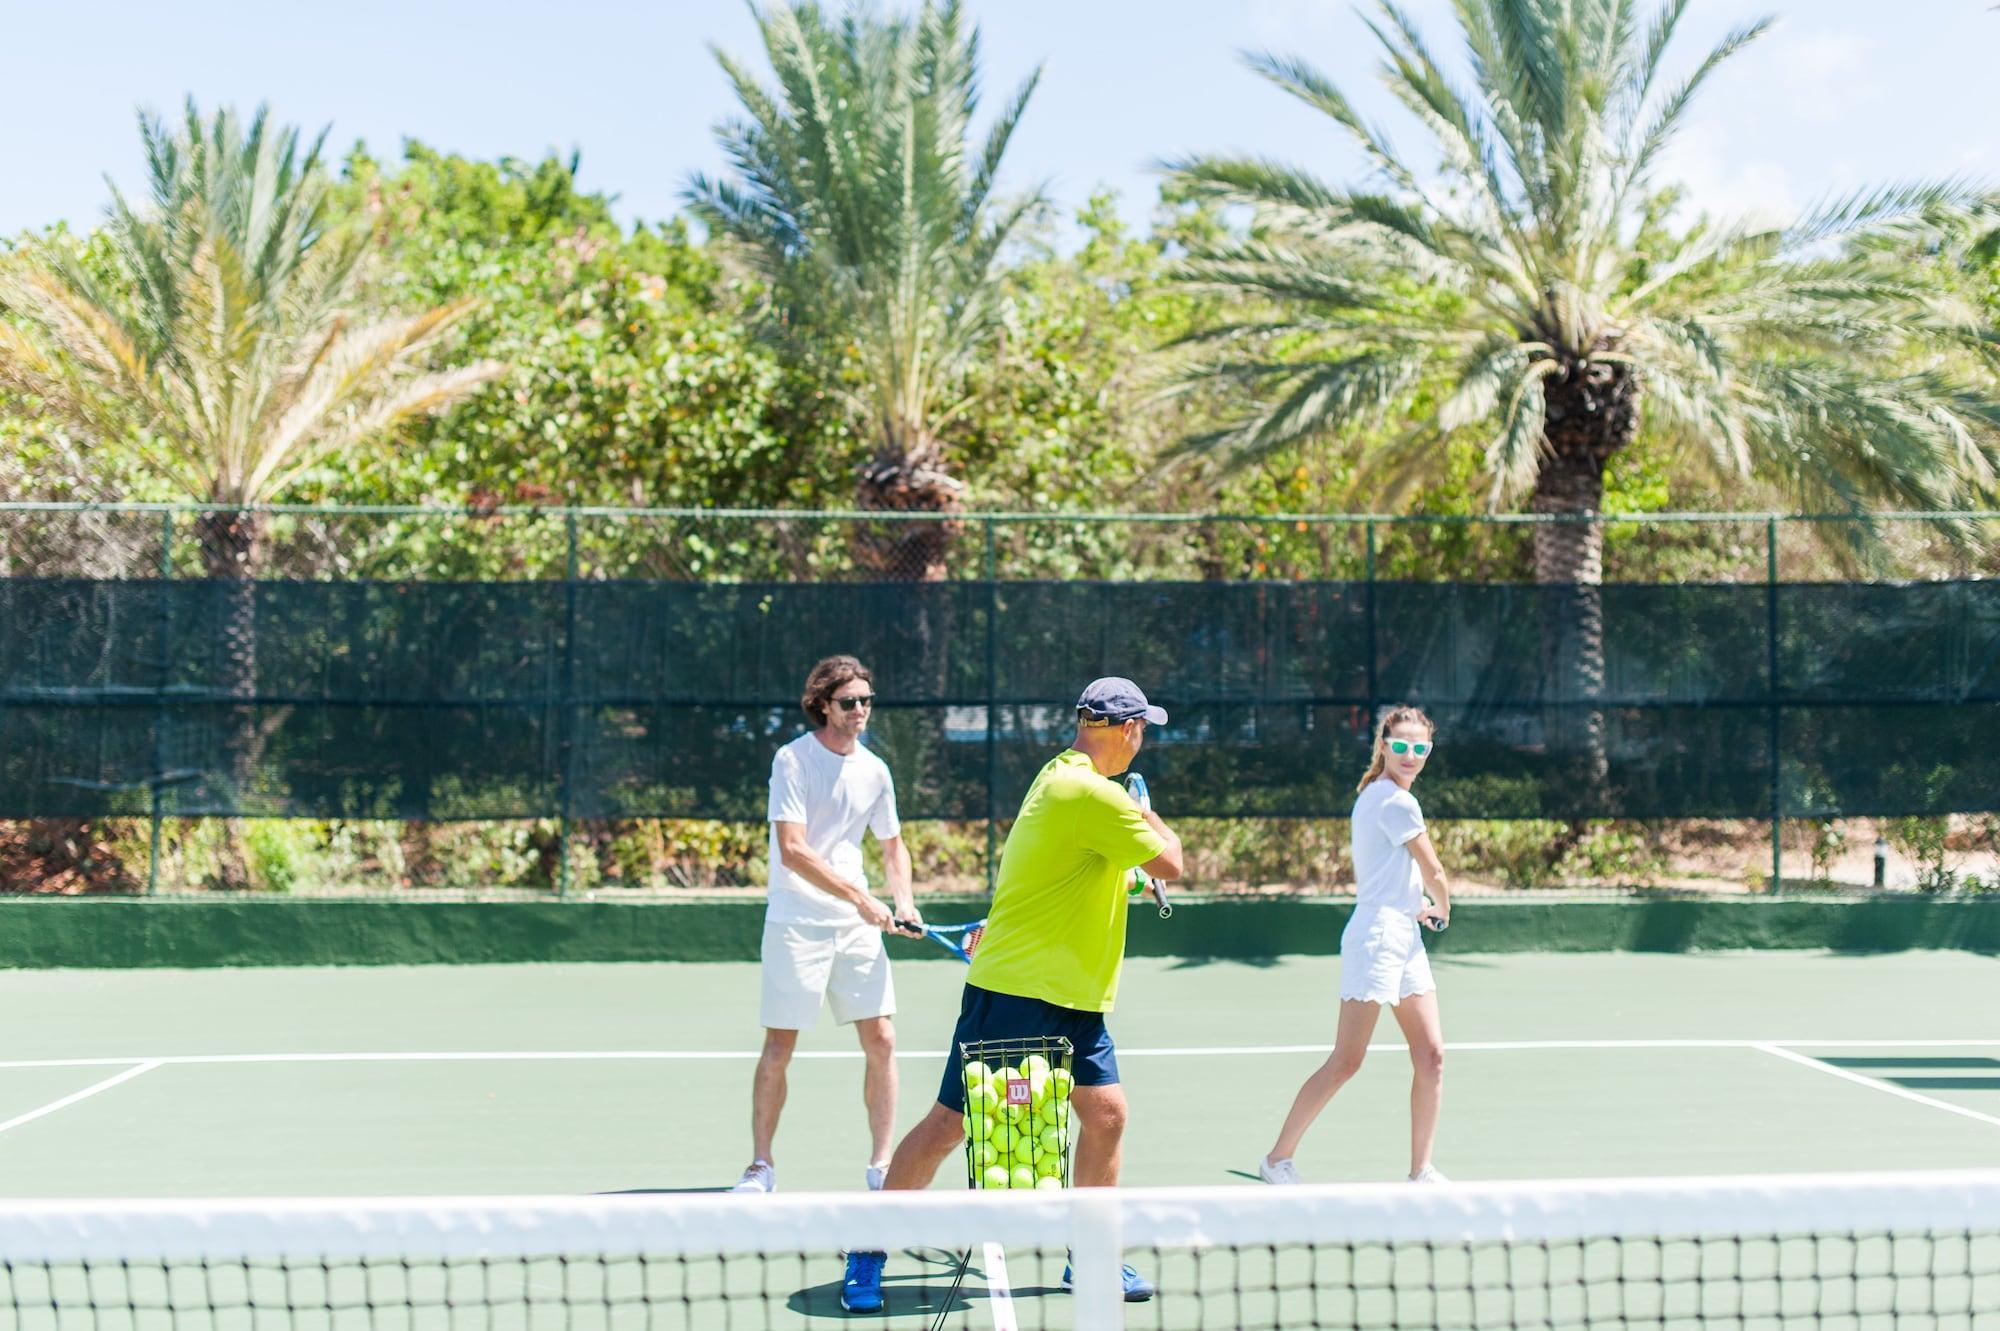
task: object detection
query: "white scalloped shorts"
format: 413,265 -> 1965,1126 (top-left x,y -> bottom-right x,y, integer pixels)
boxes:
1338,905 -> 1436,1006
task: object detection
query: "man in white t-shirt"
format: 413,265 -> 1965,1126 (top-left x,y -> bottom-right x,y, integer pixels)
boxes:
730,655 -> 918,1195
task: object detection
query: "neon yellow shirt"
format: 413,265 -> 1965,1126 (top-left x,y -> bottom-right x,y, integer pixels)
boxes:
965,750 -> 1167,1012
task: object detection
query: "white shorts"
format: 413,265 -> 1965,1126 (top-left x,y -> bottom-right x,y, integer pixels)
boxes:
1338,906 -> 1436,1006
759,919 -> 896,1030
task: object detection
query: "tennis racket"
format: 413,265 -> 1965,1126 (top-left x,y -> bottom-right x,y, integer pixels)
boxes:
1123,771 -> 1173,919
896,917 -> 986,963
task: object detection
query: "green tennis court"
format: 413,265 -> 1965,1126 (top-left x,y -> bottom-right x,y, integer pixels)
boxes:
4,948 -> 2000,1327
4,949 -> 1998,1197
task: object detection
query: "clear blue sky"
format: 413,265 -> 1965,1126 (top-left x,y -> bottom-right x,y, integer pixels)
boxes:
2,1 -> 1993,241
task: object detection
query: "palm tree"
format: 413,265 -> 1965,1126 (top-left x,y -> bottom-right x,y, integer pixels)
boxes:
1166,0 -> 2000,777
685,0 -> 1043,579
0,100 -> 502,879
0,100 -> 501,572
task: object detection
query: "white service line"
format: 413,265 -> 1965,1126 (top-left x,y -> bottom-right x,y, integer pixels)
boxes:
981,1241 -> 1017,1331
1754,1043 -> 2000,1131
0,1061 -> 161,1136
0,1037 -> 1998,1073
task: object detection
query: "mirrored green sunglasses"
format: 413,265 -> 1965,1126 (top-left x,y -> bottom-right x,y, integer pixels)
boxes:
1387,739 -> 1432,757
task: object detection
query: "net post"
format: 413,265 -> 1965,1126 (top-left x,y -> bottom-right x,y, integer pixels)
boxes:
148,508 -> 174,897
1068,1187 -> 1124,1330
1767,514 -> 1781,893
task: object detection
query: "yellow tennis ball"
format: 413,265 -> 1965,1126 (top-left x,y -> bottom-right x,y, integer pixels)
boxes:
966,1082 -> 998,1114
1035,1153 -> 1063,1178
1009,1164 -> 1036,1190
1035,1174 -> 1064,1189
972,1139 -> 998,1169
1048,1068 -> 1074,1101
1023,1054 -> 1051,1079
1035,1100 -> 1063,1130
981,1164 -> 1010,1190
963,1061 -> 992,1090
1038,1125 -> 1062,1156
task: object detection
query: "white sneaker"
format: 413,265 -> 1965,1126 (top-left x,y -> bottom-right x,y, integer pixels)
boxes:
865,1164 -> 887,1191
1258,1155 -> 1304,1185
730,1160 -> 775,1193
1409,1165 -> 1448,1184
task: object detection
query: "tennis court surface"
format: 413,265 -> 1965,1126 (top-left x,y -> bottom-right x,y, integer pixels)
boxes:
3,950 -> 1998,1327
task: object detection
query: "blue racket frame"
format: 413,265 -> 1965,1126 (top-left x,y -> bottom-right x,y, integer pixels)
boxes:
899,918 -> 987,963
1124,772 -> 1173,919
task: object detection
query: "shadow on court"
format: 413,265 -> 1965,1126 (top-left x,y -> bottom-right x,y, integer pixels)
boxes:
1822,1055 -> 2000,1092
783,1249 -> 1065,1321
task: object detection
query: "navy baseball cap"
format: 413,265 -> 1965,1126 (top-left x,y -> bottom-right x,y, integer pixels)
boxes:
1076,677 -> 1168,725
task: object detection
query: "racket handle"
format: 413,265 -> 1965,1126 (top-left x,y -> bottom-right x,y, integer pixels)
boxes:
1150,883 -> 1173,919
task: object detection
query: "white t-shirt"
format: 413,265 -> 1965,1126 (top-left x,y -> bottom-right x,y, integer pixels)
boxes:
1350,777 -> 1426,915
765,732 -> 902,926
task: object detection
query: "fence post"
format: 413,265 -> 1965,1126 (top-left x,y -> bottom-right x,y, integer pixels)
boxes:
984,518 -> 999,896
1364,520 -> 1378,724
1767,516 -> 1781,892
148,509 -> 173,896
558,511 -> 579,898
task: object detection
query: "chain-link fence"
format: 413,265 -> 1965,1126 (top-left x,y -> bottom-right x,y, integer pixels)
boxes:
2,504 -> 1997,894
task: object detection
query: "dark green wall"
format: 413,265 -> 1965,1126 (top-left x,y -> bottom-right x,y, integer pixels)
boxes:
1,895 -> 1996,969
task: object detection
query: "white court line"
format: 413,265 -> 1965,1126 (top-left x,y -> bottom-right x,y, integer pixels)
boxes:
0,1037 -> 1998,1073
0,1061 -> 161,1136
1754,1044 -> 2000,1131
981,1241 -> 1017,1331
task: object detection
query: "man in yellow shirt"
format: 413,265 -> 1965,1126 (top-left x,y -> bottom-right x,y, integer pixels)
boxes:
839,678 -> 1184,1313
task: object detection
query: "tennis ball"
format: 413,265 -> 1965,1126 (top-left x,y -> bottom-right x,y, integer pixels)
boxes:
963,1062 -> 993,1094
1003,1100 -> 1031,1127
1035,1153 -> 1063,1179
1035,1174 -> 1064,1190
967,1110 -> 998,1142
981,1164 -> 1010,1190
966,1082 -> 998,1114
1023,1054 -> 1051,1079
1006,1123 -> 1034,1156
1038,1125 -> 1062,1157
1035,1100 -> 1063,1130
1009,1164 -> 1036,1190
973,1139 -> 998,1169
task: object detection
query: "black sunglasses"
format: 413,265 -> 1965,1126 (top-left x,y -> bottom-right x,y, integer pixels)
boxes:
835,695 -> 876,712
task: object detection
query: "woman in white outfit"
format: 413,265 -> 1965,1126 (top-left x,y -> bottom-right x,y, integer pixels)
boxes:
1259,705 -> 1451,1185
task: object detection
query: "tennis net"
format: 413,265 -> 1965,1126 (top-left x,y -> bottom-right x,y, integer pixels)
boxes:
2,1171 -> 1997,1329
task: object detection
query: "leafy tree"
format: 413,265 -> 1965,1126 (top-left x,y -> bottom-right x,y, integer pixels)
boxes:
304,143 -> 861,577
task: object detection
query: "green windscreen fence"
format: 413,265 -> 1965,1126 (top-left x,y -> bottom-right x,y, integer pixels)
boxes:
3,576 -> 1995,823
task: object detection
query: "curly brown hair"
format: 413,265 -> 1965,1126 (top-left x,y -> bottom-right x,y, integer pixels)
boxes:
801,655 -> 874,728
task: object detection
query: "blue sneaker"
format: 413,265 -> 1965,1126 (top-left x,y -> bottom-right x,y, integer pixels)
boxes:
1060,1261 -> 1155,1302
841,1250 -> 886,1313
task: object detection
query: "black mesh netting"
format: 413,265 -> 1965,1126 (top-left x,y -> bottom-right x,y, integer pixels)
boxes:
3,577 -> 1995,820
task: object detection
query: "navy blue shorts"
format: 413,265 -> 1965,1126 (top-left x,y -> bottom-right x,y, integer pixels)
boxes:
935,983 -> 1119,1113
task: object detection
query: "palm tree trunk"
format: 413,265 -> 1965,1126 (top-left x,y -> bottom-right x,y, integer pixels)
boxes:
197,509 -> 264,888
1531,358 -> 1638,794
853,438 -> 966,582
